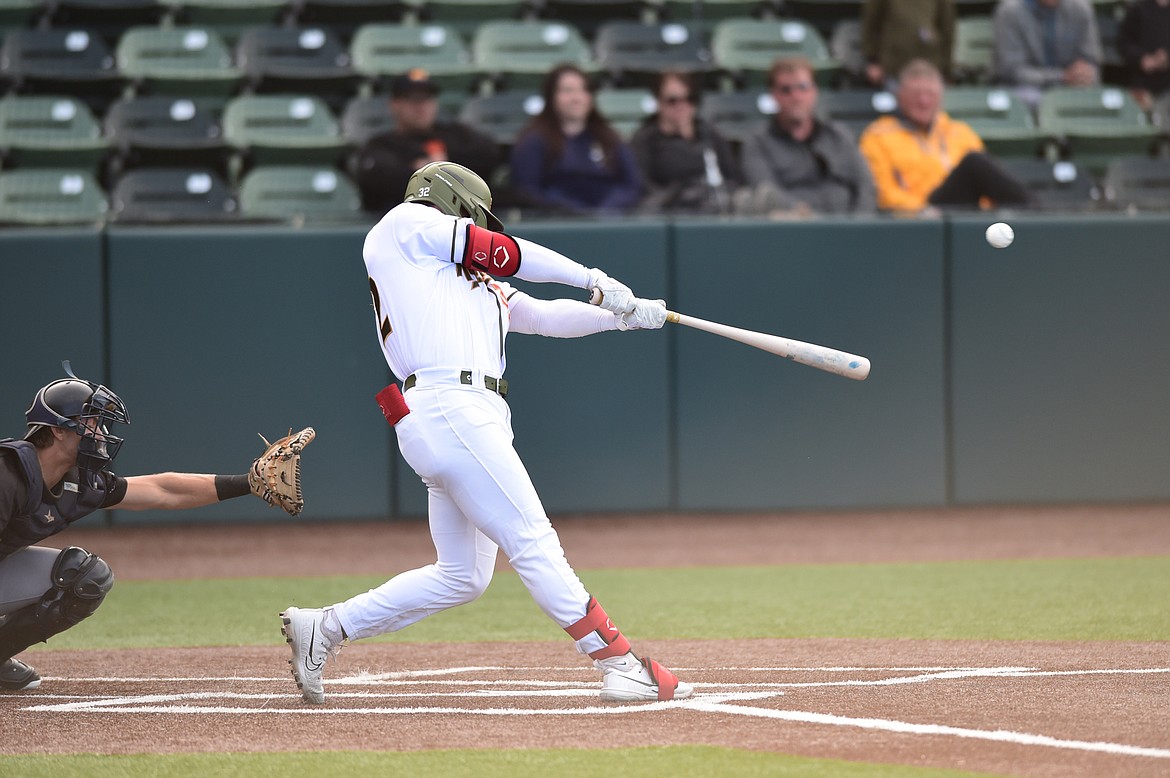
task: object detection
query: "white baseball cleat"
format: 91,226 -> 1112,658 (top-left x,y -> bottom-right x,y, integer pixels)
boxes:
279,606 -> 340,704
595,652 -> 693,702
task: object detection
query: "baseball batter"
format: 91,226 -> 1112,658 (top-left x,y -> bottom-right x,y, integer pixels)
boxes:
0,364 -> 311,692
281,161 -> 692,704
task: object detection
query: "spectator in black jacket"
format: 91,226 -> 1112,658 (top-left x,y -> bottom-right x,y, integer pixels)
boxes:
1116,0 -> 1170,111
630,70 -> 743,214
354,69 -> 501,215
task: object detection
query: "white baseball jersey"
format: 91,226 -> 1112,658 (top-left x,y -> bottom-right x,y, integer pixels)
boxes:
364,202 -> 615,381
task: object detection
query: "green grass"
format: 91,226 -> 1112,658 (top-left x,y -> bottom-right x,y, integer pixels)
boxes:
32,556 -> 1170,650
0,747 -> 994,777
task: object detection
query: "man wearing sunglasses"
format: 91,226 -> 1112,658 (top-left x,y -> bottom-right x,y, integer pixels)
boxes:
740,56 -> 877,216
0,363 -> 305,692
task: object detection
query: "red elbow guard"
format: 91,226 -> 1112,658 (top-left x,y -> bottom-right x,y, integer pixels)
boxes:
463,224 -> 521,277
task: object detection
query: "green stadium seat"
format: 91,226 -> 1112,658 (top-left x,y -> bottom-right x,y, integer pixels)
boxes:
222,94 -> 346,170
0,95 -> 109,172
471,20 -> 595,92
540,0 -> 652,40
943,86 -> 1044,158
951,16 -> 994,84
828,18 -> 864,86
46,0 -> 165,41
594,86 -> 656,139
116,26 -> 242,97
238,164 -> 362,222
1102,156 -> 1170,212
160,0 -> 289,48
292,0 -> 421,40
710,18 -> 839,89
657,0 -> 775,24
419,0 -> 531,38
0,167 -> 108,225
775,0 -> 862,39
593,20 -> 715,89
1037,86 -> 1161,174
0,1 -> 44,41
350,23 -> 480,94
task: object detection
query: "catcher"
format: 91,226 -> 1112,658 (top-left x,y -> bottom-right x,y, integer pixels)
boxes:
0,362 -> 314,692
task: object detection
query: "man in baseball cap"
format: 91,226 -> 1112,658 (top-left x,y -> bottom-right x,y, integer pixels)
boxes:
354,68 -> 502,215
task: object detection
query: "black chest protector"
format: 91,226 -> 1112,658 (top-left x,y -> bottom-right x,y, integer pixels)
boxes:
0,439 -> 120,560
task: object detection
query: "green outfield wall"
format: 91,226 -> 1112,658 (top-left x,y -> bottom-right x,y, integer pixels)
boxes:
1,214 -> 1167,521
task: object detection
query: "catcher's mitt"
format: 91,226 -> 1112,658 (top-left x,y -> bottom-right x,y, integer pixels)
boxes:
248,427 -> 316,516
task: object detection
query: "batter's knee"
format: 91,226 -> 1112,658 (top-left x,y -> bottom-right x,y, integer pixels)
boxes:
436,561 -> 493,606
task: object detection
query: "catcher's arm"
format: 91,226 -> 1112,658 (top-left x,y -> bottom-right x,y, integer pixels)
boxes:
248,427 -> 316,516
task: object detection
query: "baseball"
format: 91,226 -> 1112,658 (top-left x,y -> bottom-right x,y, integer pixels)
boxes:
985,222 -> 1014,249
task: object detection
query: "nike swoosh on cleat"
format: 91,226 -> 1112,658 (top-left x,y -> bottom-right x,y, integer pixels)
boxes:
303,624 -> 324,672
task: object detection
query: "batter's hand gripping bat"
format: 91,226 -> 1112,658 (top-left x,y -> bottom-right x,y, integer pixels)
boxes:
591,289 -> 871,381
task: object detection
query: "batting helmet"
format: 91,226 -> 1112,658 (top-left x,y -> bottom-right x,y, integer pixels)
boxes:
404,161 -> 504,231
25,361 -> 129,474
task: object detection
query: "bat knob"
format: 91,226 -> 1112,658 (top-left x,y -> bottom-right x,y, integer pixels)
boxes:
589,286 -> 603,306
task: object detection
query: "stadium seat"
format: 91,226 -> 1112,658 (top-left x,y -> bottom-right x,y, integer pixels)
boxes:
109,166 -> 237,221
1037,86 -> 1161,174
951,16 -> 994,84
1102,156 -> 1170,211
710,18 -> 839,90
222,94 -> 346,170
657,0 -> 774,24
0,29 -> 124,113
116,26 -> 242,97
103,95 -> 230,177
457,90 -> 543,146
0,1 -> 44,41
236,26 -> 358,107
943,86 -> 1044,158
46,0 -> 166,42
997,158 -> 1100,211
593,20 -> 715,89
291,0 -> 421,40
0,95 -> 109,172
595,86 -> 656,138
339,91 -> 465,145
828,18 -> 864,87
349,23 -> 479,94
539,0 -> 653,40
161,0 -> 289,47
0,168 -> 108,225
471,20 -> 594,92
697,87 -> 775,145
820,87 -> 896,139
420,0 -> 532,38
237,164 -> 362,222
777,0 -> 863,39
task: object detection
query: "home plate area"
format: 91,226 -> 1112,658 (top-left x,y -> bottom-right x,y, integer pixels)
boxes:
16,663 -> 1170,761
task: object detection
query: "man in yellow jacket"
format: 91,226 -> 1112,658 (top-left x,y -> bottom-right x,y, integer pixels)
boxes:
859,59 -> 1031,213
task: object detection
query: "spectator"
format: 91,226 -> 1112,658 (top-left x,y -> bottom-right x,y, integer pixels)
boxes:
508,63 -> 642,216
860,59 -> 1032,213
739,57 -> 877,216
354,68 -> 502,215
629,70 -> 743,214
993,0 -> 1102,107
861,0 -> 956,89
1116,0 -> 1170,112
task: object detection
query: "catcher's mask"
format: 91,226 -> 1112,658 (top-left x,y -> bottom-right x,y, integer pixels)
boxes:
25,360 -> 129,475
404,161 -> 504,231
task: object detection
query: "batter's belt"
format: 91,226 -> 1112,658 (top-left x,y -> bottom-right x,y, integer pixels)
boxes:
403,370 -> 509,399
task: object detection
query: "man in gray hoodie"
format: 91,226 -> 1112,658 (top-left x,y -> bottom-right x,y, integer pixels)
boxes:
740,57 -> 877,216
993,0 -> 1101,106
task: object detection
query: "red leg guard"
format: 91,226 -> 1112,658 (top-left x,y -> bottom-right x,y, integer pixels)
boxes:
641,657 -> 680,701
564,596 -> 632,660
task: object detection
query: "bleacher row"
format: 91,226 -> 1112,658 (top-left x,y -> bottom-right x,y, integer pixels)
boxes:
0,0 -> 1168,224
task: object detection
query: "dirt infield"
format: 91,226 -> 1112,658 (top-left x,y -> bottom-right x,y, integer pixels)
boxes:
3,504 -> 1169,777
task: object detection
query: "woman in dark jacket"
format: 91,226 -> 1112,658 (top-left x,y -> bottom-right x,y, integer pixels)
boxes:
630,70 -> 742,214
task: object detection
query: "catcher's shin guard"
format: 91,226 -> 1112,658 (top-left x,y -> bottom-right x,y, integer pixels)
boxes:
0,547 -> 113,659
564,596 -> 632,660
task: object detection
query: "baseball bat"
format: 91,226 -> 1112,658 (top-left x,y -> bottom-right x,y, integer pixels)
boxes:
665,311 -> 871,381
589,287 -> 870,381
